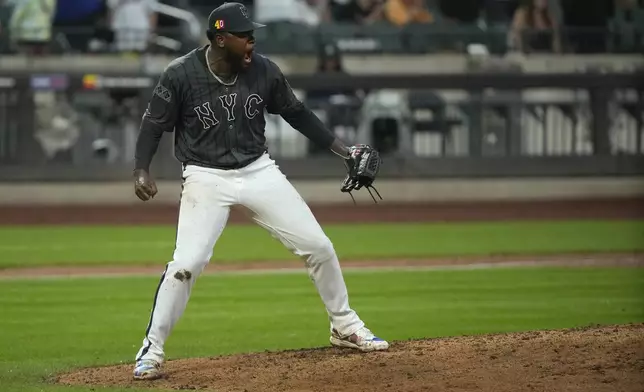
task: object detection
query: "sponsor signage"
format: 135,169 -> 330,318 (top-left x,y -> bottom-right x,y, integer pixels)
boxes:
82,74 -> 153,89
30,74 -> 69,90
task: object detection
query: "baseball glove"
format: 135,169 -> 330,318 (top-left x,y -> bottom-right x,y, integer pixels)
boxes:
341,144 -> 383,204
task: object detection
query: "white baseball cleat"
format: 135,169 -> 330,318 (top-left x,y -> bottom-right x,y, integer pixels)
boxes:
330,326 -> 390,352
133,359 -> 162,380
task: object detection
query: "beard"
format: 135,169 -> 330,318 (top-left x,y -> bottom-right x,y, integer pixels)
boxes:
224,48 -> 246,72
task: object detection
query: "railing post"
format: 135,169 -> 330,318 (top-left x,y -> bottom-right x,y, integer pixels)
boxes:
468,89 -> 483,157
507,97 -> 523,155
589,87 -> 612,156
637,89 -> 644,154
16,79 -> 38,164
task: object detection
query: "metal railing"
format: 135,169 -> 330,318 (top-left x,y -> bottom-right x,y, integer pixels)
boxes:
0,70 -> 642,180
151,2 -> 202,52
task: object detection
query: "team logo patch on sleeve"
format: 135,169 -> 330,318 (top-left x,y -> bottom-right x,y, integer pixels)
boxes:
153,83 -> 172,102
214,20 -> 225,29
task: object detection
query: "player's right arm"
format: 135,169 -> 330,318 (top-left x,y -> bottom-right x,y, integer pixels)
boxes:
133,67 -> 180,201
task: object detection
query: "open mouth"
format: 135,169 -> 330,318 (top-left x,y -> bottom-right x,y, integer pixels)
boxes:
243,52 -> 252,65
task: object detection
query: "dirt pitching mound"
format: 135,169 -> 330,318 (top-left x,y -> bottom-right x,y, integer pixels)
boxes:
58,324 -> 644,392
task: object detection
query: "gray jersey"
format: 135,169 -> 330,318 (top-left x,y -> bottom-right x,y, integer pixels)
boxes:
134,45 -> 335,171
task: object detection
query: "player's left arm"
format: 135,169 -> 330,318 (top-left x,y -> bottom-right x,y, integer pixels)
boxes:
266,61 -> 382,198
266,63 -> 350,159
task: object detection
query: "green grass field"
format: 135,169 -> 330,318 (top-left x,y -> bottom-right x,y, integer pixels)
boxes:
1,220 -> 643,392
1,267 -> 643,392
1,220 -> 643,268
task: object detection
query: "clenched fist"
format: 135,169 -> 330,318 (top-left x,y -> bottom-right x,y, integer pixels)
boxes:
133,169 -> 158,201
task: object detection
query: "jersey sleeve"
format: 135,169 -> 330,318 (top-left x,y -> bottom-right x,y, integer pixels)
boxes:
134,67 -> 181,171
265,60 -> 336,150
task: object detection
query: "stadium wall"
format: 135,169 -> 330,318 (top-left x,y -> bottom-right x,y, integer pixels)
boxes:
0,177 -> 642,205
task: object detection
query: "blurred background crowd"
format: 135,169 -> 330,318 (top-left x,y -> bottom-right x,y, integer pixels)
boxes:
0,0 -> 642,177
0,0 -> 642,57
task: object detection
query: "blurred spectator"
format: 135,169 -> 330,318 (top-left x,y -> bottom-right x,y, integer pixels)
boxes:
560,0 -> 613,53
0,0 -> 10,52
307,43 -> 359,100
616,0 -> 638,7
328,0 -> 385,24
483,0 -> 519,25
8,0 -> 57,55
53,0 -> 107,52
438,0 -> 482,23
54,0 -> 103,24
307,43 -> 362,154
9,0 -> 56,55
384,0 -> 434,26
107,0 -> 158,53
188,0 -> 254,14
510,0 -> 561,53
255,0 -> 327,26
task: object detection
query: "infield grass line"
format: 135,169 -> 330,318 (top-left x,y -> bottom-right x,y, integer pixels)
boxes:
1,261 -> 643,281
1,220 -> 643,268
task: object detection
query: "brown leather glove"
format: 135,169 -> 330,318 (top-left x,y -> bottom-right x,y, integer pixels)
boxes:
133,169 -> 158,201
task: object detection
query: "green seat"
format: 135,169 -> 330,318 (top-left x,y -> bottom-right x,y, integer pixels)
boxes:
406,23 -> 493,53
447,24 -> 489,51
316,23 -> 362,47
317,23 -> 404,54
358,23 -> 406,53
255,22 -> 317,55
284,23 -> 317,54
632,10 -> 644,51
254,23 -> 283,54
482,24 -> 510,55
403,23 -> 444,53
608,18 -> 637,53
609,8 -> 644,53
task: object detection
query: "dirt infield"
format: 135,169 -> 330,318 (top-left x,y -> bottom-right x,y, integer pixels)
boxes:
1,197 -> 643,225
57,323 -> 644,392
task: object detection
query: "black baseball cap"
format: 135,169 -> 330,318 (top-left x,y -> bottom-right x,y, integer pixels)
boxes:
207,2 -> 265,34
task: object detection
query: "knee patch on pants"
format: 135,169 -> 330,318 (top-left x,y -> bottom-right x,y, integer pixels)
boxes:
167,254 -> 209,280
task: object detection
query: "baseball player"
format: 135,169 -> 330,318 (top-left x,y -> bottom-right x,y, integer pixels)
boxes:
131,2 -> 388,381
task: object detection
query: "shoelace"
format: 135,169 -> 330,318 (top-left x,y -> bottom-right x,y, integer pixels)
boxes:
366,185 -> 383,203
357,327 -> 376,339
346,185 -> 383,205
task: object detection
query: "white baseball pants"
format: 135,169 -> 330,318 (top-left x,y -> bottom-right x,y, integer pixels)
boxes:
135,153 -> 364,364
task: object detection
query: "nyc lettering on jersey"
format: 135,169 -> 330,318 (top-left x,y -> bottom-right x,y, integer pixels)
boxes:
194,93 -> 264,130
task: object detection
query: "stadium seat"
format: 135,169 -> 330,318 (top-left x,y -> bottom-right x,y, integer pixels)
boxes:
355,90 -> 413,155
316,23 -> 362,46
445,24 -> 489,52
255,22 -> 316,55
631,9 -> 644,51
0,4 -> 12,54
306,95 -> 363,155
402,23 -> 443,54
480,25 -> 510,55
287,23 -> 317,54
407,90 -> 462,156
608,12 -> 637,53
358,22 -> 406,54
607,7 -> 644,53
316,23 -> 391,53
